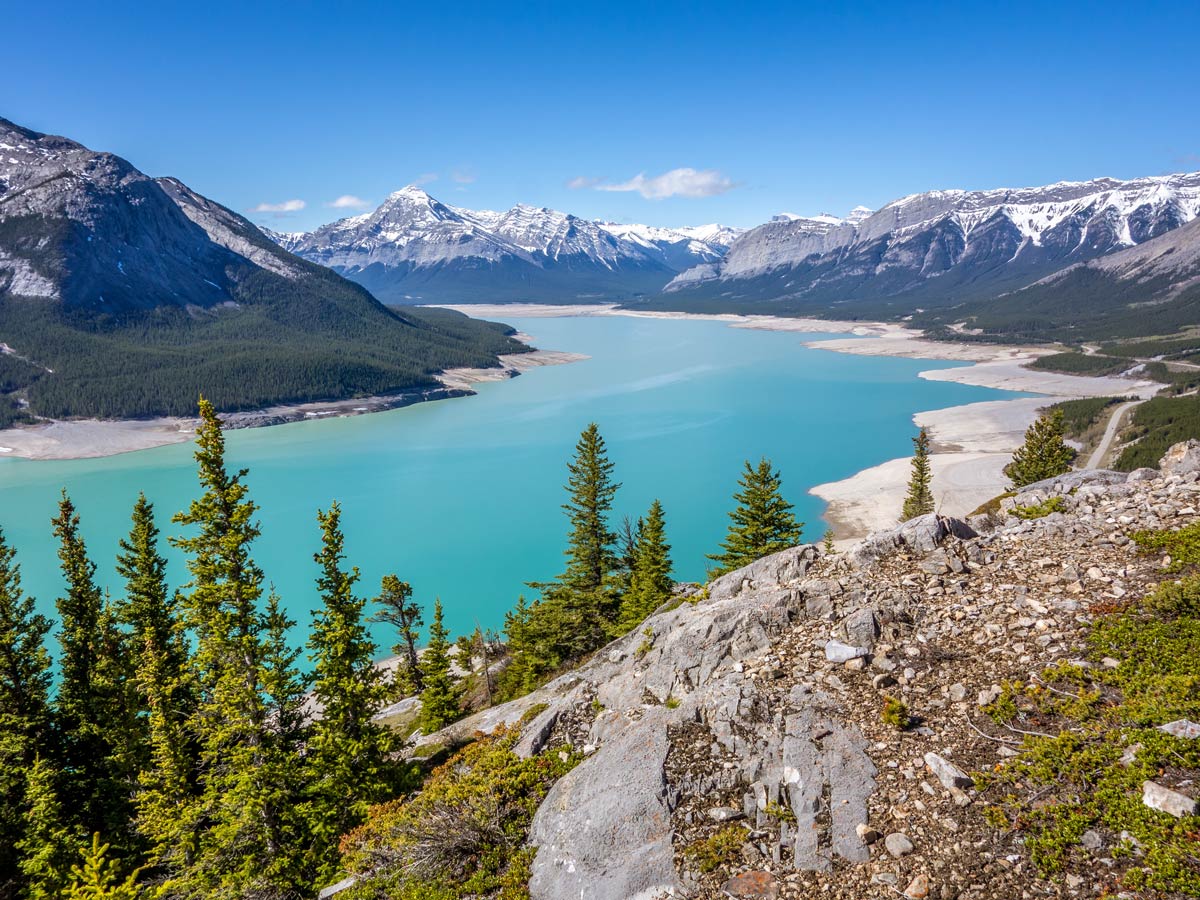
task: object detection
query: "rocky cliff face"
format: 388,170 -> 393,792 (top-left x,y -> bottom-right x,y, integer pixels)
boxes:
411,449 -> 1200,900
659,173 -> 1200,318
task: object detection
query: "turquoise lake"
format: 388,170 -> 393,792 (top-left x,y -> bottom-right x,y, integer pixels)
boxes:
0,314 -> 1028,654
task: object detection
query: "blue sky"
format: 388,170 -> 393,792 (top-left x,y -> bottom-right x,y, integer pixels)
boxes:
6,0 -> 1199,231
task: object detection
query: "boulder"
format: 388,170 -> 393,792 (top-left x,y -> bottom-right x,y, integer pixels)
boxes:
1160,440 -> 1200,475
885,832 -> 914,857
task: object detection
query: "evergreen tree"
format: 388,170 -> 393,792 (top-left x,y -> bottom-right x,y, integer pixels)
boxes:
707,458 -> 803,576
418,599 -> 460,733
1004,409 -> 1076,488
559,423 -> 621,594
17,757 -> 82,900
900,427 -> 935,521
369,575 -> 423,696
65,834 -> 147,900
51,493 -> 137,848
0,528 -> 54,893
617,500 -> 673,633
168,398 -> 303,898
305,503 -> 393,877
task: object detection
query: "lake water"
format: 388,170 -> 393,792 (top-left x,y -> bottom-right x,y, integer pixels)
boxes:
0,315 -> 1028,655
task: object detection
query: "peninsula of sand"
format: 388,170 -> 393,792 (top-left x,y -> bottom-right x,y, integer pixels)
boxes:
440,304 -> 1162,540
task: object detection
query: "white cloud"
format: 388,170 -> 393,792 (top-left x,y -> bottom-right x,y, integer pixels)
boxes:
415,172 -> 438,185
592,168 -> 737,199
451,168 -> 476,184
567,176 -> 601,190
249,198 -> 306,213
327,194 -> 370,209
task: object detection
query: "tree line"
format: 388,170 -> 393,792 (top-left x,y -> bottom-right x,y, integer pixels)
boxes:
0,406 -> 811,899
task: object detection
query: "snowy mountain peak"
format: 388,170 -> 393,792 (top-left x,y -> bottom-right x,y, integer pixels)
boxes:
271,187 -> 740,301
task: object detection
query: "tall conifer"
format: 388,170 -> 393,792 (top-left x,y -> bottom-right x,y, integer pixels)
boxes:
52,493 -> 136,847
305,503 -> 392,874
418,599 -> 460,733
0,528 -> 54,892
900,427 -> 935,521
708,458 -> 802,576
168,399 -> 302,897
617,500 -> 673,633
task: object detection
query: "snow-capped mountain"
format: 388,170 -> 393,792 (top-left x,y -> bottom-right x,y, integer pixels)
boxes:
662,173 -> 1200,315
274,187 -> 738,303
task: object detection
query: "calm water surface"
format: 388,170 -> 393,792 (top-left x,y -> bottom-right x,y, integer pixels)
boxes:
0,315 -> 1029,655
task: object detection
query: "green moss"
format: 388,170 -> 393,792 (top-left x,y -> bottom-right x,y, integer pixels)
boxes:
636,625 -> 655,657
1012,496 -> 1067,519
664,696 -> 680,710
969,491 -> 1016,518
517,703 -> 550,728
1132,520 -> 1200,572
763,801 -> 796,825
881,695 -> 910,730
683,824 -> 747,874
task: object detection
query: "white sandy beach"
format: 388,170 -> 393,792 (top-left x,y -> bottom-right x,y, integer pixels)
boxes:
440,303 -> 1163,539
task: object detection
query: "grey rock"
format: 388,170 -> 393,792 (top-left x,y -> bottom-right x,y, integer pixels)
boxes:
1157,719 -> 1200,739
843,608 -> 880,648
885,832 -> 915,857
1126,467 -> 1159,483
1160,440 -> 1200,475
707,806 -> 745,822
529,721 -> 678,900
1142,780 -> 1199,818
317,876 -> 357,899
1081,829 -> 1103,851
824,640 -> 867,663
924,752 -> 973,791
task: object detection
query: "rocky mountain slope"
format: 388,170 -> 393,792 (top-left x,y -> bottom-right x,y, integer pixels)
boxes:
384,449 -> 1200,900
271,187 -> 739,304
951,214 -> 1200,341
0,117 -> 526,423
652,173 -> 1200,329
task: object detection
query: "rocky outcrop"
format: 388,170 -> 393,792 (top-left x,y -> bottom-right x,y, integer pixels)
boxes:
412,447 -> 1200,900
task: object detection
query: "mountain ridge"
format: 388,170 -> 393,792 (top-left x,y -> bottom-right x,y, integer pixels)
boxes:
269,186 -> 741,304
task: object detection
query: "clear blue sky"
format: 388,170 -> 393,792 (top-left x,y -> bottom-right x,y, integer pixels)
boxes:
6,0 -> 1199,231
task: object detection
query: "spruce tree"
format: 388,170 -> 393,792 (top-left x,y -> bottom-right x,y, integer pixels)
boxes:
900,427 -> 935,521
17,757 -> 82,900
707,458 -> 803,576
65,834 -> 147,900
560,423 -> 621,593
117,495 -> 197,872
305,503 -> 393,875
617,500 -> 673,633
369,575 -> 423,696
168,398 -> 303,897
0,528 -> 54,894
1004,409 -> 1075,488
418,599 -> 460,733
51,493 -> 137,848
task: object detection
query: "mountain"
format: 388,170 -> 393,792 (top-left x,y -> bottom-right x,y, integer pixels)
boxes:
0,118 -> 526,426
273,187 -> 738,304
650,173 -> 1200,325
945,212 -> 1200,341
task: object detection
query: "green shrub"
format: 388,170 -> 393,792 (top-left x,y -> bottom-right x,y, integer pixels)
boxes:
1012,496 -> 1067,519
339,727 -> 581,900
682,825 -> 747,874
881,696 -> 909,730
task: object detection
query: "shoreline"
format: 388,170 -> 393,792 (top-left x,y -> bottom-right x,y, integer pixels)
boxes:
0,346 -> 582,462
437,303 -> 1162,539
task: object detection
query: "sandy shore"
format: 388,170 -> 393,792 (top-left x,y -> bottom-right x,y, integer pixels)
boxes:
0,346 -> 582,462
804,333 -> 1159,538
438,303 -> 1162,539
